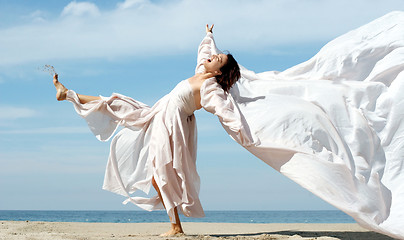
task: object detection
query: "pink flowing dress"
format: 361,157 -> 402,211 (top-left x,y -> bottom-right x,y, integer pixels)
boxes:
65,37 -> 213,220
67,11 -> 404,239
66,31 -> 246,222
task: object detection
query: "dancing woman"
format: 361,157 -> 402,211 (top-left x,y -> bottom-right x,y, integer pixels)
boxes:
53,24 -> 241,236
54,12 -> 404,239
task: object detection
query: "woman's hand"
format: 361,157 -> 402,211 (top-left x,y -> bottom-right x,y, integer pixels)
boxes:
206,24 -> 214,33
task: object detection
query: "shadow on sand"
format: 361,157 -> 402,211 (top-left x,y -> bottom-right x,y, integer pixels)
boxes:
207,230 -> 394,239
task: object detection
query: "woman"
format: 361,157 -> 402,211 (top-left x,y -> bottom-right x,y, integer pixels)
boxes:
53,24 -> 241,236
54,12 -> 404,239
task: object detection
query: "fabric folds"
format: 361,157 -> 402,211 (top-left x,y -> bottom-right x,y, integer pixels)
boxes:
66,11 -> 404,239
67,79 -> 203,222
200,11 -> 404,239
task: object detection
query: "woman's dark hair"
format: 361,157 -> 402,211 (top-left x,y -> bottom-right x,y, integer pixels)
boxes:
215,53 -> 240,92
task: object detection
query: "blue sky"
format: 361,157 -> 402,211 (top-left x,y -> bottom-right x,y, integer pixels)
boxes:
1,0 -> 404,212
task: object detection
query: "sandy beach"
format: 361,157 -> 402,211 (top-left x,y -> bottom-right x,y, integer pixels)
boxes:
0,221 -> 394,240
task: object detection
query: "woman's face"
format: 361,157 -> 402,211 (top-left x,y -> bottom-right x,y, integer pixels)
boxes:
204,54 -> 228,76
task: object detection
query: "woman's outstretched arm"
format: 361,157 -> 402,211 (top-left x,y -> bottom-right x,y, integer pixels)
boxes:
201,78 -> 255,147
195,24 -> 221,74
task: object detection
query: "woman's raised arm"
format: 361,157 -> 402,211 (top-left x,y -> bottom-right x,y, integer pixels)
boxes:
195,24 -> 222,74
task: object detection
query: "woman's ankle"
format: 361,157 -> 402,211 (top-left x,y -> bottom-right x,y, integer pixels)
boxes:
171,223 -> 183,232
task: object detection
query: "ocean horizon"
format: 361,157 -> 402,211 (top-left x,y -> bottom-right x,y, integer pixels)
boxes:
0,210 -> 355,224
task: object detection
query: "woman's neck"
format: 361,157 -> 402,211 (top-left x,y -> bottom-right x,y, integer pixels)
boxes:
197,71 -> 216,80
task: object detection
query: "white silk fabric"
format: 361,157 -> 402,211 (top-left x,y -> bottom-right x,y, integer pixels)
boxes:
200,11 -> 404,239
66,80 -> 203,222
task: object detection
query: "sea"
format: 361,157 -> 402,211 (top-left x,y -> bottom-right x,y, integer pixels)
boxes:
0,210 -> 355,224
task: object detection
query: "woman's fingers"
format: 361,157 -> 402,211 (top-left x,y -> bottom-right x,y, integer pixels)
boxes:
206,24 -> 214,33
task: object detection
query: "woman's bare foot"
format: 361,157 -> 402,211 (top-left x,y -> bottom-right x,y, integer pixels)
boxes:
159,226 -> 184,236
53,74 -> 68,101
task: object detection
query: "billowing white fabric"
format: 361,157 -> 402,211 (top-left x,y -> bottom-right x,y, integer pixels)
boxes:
66,11 -> 404,238
66,80 -> 202,221
66,32 -> 229,223
201,11 -> 404,239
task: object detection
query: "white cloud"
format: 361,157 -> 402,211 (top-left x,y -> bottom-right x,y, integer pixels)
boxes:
117,0 -> 149,10
25,10 -> 47,23
61,1 -> 100,17
0,0 -> 403,66
0,106 -> 36,119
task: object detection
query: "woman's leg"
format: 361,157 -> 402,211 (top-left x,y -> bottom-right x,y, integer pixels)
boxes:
152,177 -> 184,236
54,74 -> 182,234
53,74 -> 101,103
76,94 -> 101,104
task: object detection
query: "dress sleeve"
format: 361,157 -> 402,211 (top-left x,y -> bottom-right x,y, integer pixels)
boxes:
195,32 -> 222,74
200,77 -> 255,147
